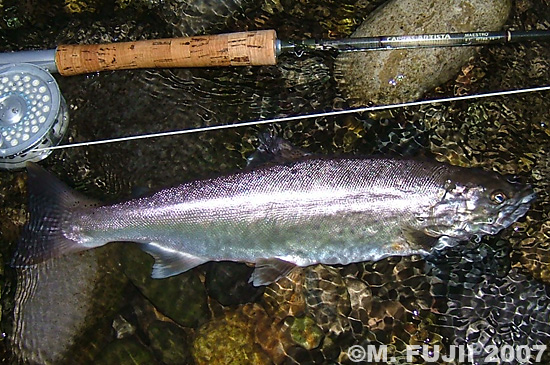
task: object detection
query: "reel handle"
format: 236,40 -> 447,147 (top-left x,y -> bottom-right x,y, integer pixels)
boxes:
55,29 -> 277,76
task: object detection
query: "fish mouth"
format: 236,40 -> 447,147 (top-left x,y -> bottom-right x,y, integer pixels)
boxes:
479,190 -> 536,236
519,191 -> 537,205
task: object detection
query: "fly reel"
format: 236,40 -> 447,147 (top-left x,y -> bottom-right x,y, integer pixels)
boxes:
0,63 -> 68,170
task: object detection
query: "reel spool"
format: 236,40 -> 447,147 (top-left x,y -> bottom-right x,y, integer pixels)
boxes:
0,63 -> 68,170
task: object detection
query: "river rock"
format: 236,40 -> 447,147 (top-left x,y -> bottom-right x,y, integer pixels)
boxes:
204,261 -> 265,306
11,245 -> 126,364
94,337 -> 155,364
192,303 -> 272,364
334,0 -> 512,106
121,245 -> 209,328
147,321 -> 193,364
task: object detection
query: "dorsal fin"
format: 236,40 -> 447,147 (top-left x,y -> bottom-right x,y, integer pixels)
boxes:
247,132 -> 311,168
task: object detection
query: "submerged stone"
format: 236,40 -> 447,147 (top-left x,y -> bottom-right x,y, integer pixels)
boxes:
335,0 -> 512,106
512,149 -> 550,284
122,245 -> 209,327
287,316 -> 324,350
303,265 -> 352,335
204,261 -> 265,306
122,245 -> 209,328
10,244 -> 127,364
147,320 -> 193,364
95,337 -> 156,364
192,303 -> 271,364
262,268 -> 307,321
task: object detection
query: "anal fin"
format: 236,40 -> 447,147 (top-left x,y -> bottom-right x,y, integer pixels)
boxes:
250,258 -> 297,286
140,242 -> 207,279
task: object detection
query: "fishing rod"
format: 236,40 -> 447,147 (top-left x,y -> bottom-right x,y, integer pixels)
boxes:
0,29 -> 549,75
1,29 -> 549,169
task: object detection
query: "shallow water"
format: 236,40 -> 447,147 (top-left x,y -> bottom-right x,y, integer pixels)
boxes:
1,0 -> 550,364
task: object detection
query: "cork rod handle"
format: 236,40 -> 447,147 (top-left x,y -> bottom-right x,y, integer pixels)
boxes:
55,29 -> 277,76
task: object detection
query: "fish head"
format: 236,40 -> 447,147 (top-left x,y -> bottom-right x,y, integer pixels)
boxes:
422,168 -> 535,242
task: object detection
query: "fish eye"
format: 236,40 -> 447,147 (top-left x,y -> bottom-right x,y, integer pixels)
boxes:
490,190 -> 507,204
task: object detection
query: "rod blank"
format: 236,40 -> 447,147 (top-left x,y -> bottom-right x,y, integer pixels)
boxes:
278,30 -> 550,53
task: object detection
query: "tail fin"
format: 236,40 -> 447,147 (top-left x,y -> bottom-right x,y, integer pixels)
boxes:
12,163 -> 100,268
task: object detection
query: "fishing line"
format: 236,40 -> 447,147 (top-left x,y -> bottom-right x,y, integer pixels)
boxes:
32,84 -> 550,152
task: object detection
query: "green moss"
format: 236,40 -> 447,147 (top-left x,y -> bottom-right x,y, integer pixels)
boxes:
192,305 -> 271,365
288,315 -> 324,350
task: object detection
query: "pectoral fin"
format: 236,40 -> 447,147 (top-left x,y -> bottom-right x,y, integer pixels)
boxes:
140,242 -> 207,279
402,228 -> 439,251
250,258 -> 297,286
